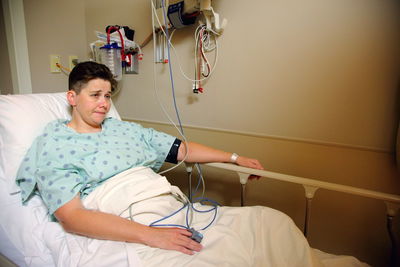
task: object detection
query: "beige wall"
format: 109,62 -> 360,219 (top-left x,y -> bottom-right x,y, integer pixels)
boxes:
20,0 -> 400,266
0,0 -> 13,95
23,0 -> 88,93
105,0 -> 400,152
23,0 -> 400,152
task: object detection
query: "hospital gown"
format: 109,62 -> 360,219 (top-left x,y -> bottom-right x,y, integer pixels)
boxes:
16,117 -> 175,216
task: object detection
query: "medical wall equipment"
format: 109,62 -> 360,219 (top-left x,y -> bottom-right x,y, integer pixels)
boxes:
100,42 -> 122,81
90,25 -> 143,79
151,0 -> 225,94
153,0 -> 226,33
192,23 -> 218,93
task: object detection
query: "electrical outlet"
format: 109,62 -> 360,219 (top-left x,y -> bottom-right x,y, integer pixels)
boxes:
69,55 -> 78,70
50,55 -> 61,73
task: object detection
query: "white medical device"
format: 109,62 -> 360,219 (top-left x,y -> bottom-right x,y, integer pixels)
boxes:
155,0 -> 227,34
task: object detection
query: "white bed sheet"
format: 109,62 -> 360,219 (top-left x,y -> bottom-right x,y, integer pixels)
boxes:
89,166 -> 321,267
36,166 -> 367,267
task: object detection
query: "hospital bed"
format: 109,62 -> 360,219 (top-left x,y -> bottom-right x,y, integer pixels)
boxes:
0,92 -> 392,266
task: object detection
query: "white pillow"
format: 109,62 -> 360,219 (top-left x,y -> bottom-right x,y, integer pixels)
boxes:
0,92 -> 121,193
0,92 -> 121,266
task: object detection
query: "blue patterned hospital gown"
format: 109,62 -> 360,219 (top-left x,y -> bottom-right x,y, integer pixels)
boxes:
16,118 -> 176,216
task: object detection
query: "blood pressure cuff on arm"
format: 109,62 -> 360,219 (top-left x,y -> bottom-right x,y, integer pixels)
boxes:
165,138 -> 182,164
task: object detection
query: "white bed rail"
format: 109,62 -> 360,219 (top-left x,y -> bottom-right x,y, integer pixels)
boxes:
204,162 -> 400,203
199,162 -> 400,266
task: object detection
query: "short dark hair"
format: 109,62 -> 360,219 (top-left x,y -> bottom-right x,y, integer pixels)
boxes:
68,61 -> 117,94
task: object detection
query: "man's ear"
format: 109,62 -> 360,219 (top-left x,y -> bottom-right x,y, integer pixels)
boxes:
67,90 -> 77,106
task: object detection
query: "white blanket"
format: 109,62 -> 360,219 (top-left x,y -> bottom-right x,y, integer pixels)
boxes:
42,167 -> 368,267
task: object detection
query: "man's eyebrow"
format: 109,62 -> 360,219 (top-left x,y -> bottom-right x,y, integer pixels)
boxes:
89,90 -> 112,94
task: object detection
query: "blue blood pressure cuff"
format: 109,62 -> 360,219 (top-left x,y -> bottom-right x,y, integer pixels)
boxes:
165,138 -> 182,164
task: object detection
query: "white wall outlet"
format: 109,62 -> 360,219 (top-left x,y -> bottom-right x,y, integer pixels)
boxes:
50,55 -> 61,73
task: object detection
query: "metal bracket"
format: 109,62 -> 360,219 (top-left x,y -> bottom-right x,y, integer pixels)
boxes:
302,185 -> 319,237
237,172 -> 250,206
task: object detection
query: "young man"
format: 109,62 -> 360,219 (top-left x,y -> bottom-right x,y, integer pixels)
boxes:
17,61 -> 264,255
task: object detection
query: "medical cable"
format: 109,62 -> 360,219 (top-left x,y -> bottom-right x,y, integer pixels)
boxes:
189,166 -> 205,200
149,2 -> 213,195
153,0 -> 213,204
151,0 -> 206,184
159,0 -> 208,202
150,0 -> 189,175
191,198 -> 219,230
146,172 -> 217,232
150,0 -> 185,138
149,0 -> 219,232
149,203 -> 188,228
171,32 -> 219,84
149,192 -> 193,228
118,180 -> 195,227
194,164 -> 206,198
149,195 -> 218,231
160,0 -> 185,135
194,24 -> 214,92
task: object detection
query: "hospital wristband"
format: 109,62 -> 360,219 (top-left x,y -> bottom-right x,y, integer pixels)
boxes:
230,153 -> 239,163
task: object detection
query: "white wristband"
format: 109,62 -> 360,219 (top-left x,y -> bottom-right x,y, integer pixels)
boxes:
230,153 -> 239,163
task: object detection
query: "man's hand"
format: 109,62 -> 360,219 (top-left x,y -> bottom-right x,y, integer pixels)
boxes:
236,156 -> 264,180
144,227 -> 203,255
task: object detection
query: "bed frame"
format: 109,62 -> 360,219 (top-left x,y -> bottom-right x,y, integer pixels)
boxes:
193,162 -> 400,266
